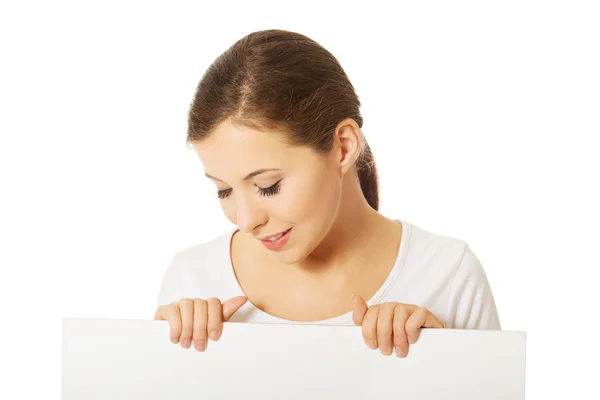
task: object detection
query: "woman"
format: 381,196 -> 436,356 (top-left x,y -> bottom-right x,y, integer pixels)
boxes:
154,29 -> 500,359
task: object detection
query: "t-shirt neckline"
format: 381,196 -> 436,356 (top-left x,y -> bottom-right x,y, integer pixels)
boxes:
223,219 -> 412,325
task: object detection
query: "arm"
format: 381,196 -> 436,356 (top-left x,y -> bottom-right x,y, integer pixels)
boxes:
446,244 -> 501,330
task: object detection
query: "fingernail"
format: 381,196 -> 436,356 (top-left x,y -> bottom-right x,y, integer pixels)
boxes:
395,346 -> 403,357
194,340 -> 205,351
366,340 -> 377,349
209,331 -> 219,341
380,346 -> 391,355
171,336 -> 179,344
407,335 -> 414,344
181,338 -> 191,348
397,346 -> 407,358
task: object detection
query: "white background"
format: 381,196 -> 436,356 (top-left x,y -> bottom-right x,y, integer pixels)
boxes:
1,1 -> 598,398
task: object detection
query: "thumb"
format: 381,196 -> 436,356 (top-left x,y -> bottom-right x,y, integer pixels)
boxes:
222,296 -> 248,321
352,294 -> 368,326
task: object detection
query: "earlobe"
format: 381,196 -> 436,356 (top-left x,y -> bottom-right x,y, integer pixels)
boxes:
335,119 -> 362,175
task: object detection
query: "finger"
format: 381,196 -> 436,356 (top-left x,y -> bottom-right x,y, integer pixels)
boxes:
405,306 -> 427,344
153,306 -> 165,320
352,294 -> 369,326
392,304 -> 412,358
206,297 -> 223,341
222,296 -> 248,321
361,306 -> 379,350
405,307 -> 444,344
178,298 -> 194,349
377,303 -> 395,356
424,310 -> 444,329
192,299 -> 208,351
164,303 -> 182,344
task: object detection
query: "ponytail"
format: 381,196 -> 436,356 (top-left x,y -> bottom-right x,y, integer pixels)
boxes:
356,140 -> 379,210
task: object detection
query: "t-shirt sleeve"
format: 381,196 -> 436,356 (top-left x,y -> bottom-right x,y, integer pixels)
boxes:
445,244 -> 501,330
156,253 -> 183,308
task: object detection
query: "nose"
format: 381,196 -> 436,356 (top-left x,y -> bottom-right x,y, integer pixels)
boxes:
235,192 -> 267,234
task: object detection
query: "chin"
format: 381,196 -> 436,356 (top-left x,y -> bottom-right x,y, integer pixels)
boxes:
270,238 -> 318,264
274,236 -> 322,265
273,249 -> 306,265
267,225 -> 329,265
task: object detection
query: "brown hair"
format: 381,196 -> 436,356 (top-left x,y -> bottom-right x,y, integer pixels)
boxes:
186,29 -> 379,210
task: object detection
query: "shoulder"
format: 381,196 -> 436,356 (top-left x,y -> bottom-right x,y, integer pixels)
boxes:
402,220 -> 490,288
395,220 -> 500,329
156,229 -> 238,306
170,230 -> 233,269
400,220 -> 471,276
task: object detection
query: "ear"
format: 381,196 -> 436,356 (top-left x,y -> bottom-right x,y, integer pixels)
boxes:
333,118 -> 363,176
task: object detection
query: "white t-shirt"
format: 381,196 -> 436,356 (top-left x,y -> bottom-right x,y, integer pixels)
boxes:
157,219 -> 501,330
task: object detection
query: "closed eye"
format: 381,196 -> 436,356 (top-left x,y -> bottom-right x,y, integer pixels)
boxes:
217,180 -> 282,199
258,180 -> 282,197
217,188 -> 232,199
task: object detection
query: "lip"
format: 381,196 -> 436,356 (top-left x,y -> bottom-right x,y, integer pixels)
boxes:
259,228 -> 292,251
259,228 -> 292,241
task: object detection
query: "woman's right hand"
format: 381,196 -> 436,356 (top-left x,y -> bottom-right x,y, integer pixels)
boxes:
154,296 -> 248,351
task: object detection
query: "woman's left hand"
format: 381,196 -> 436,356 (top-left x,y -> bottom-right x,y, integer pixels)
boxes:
352,295 -> 444,358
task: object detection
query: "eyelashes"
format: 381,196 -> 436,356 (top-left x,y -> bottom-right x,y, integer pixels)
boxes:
258,180 -> 282,197
217,180 -> 282,200
217,188 -> 232,199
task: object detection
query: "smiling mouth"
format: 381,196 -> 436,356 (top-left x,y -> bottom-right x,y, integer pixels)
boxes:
260,228 -> 292,242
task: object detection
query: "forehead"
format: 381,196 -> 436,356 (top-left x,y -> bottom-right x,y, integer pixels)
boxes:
193,120 -> 304,173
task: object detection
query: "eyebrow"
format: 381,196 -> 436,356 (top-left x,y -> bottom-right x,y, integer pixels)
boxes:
205,168 -> 281,183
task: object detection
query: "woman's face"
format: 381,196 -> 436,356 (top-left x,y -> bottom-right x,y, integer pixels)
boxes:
193,119 -> 343,264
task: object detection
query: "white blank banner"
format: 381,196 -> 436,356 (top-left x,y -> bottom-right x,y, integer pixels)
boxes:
62,319 -> 526,399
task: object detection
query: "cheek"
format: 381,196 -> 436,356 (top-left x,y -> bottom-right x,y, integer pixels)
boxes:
285,170 -> 341,223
